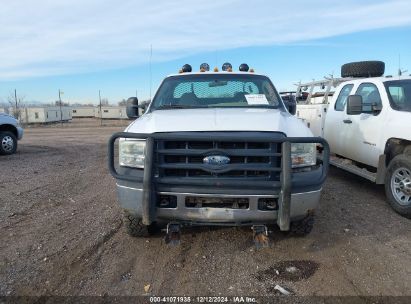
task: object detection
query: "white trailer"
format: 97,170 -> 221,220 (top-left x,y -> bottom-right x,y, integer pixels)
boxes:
94,107 -> 101,118
19,107 -> 72,124
72,106 -> 96,118
99,106 -> 127,119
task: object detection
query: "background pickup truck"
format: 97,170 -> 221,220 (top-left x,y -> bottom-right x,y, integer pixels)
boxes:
0,113 -> 24,155
296,61 -> 411,218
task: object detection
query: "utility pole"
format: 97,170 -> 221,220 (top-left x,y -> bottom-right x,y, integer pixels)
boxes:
149,44 -> 152,101
58,89 -> 63,125
99,90 -> 102,126
14,89 -> 18,119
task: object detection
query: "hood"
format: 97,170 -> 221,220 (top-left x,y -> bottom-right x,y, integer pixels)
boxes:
126,108 -> 312,137
0,112 -> 17,122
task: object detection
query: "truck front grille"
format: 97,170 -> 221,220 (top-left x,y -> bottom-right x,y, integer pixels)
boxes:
155,138 -> 282,181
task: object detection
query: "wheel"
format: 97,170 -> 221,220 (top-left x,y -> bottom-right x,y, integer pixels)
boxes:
289,212 -> 315,236
385,155 -> 411,218
123,211 -> 154,237
0,131 -> 17,155
341,61 -> 385,78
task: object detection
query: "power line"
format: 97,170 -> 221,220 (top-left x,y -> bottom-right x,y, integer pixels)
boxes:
58,89 -> 63,125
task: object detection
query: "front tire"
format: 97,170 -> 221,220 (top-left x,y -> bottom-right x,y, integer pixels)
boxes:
0,132 -> 17,155
123,211 -> 154,237
385,155 -> 411,218
289,212 -> 315,236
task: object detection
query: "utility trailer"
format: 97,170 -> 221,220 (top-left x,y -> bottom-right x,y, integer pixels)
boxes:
72,106 -> 96,118
19,107 -> 72,124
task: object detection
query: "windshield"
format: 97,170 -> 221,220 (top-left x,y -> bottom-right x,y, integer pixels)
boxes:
150,74 -> 284,111
385,80 -> 411,112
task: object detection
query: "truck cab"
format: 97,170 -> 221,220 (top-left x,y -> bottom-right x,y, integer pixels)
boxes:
296,61 -> 411,218
108,63 -> 329,244
325,76 -> 409,163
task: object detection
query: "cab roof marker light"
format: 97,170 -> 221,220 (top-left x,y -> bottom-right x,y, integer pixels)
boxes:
222,62 -> 232,72
239,63 -> 249,72
200,63 -> 210,72
213,67 -> 219,72
181,64 -> 192,73
249,68 -> 255,73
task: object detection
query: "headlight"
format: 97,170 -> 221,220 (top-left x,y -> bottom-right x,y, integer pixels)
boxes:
119,139 -> 146,168
291,143 -> 316,168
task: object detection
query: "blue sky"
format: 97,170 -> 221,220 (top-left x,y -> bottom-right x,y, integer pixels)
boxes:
0,0 -> 411,105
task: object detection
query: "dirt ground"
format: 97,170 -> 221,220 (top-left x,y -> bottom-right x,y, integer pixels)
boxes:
1,118 -> 410,300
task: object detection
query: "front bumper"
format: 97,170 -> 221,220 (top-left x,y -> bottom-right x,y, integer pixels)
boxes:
117,184 -> 322,225
108,132 -> 329,231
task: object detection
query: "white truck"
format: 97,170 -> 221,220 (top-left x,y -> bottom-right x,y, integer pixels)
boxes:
0,113 -> 24,155
296,61 -> 411,218
108,63 -> 330,245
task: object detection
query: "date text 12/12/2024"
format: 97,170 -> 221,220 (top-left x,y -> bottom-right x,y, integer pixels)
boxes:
149,296 -> 257,303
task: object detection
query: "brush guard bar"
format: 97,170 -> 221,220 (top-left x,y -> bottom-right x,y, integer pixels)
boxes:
108,132 -> 329,231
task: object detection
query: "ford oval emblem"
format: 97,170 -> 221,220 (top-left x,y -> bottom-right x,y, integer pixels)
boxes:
203,155 -> 230,165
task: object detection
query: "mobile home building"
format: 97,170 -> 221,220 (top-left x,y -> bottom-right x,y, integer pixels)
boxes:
19,107 -> 72,124
96,106 -> 127,119
72,106 -> 96,118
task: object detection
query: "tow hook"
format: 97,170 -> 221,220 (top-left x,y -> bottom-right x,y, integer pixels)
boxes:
252,225 -> 269,249
165,222 -> 181,246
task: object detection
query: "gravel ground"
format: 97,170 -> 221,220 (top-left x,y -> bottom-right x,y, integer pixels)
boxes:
0,119 -> 410,299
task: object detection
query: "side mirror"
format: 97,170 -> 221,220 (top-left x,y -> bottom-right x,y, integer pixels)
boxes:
288,102 -> 297,115
284,97 -> 297,115
126,97 -> 139,119
346,95 -> 363,115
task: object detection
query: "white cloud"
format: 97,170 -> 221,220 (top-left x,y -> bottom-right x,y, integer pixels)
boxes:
1,0 -> 410,79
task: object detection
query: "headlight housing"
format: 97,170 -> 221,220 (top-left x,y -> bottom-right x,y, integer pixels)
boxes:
119,139 -> 146,168
291,143 -> 317,168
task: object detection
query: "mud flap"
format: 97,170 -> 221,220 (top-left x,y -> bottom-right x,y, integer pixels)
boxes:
277,141 -> 291,231
252,225 -> 269,249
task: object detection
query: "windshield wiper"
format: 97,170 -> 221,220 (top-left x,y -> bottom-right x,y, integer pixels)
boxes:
154,104 -> 205,110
